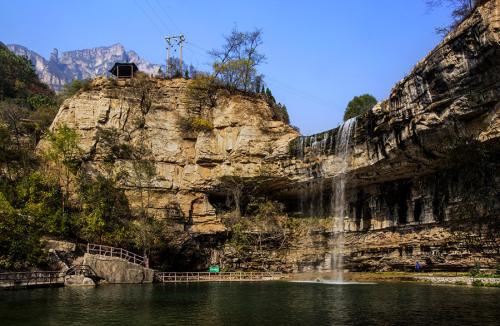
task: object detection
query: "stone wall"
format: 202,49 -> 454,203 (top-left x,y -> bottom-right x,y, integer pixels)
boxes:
82,253 -> 154,283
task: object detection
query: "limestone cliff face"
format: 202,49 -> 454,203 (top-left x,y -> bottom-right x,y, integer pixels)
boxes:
46,77 -> 298,234
45,1 -> 499,272
259,0 -> 499,271
222,0 -> 499,272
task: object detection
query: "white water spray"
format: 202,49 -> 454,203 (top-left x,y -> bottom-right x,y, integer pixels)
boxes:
330,117 -> 357,281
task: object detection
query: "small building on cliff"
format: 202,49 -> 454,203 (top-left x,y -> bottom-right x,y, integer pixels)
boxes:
109,62 -> 138,78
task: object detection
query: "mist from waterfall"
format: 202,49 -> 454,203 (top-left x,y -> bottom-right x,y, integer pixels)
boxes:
330,117 -> 357,281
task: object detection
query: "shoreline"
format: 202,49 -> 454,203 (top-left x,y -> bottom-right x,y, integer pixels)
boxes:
286,271 -> 500,287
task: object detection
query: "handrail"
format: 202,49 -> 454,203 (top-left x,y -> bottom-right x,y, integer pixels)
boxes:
0,271 -> 64,287
154,271 -> 284,283
65,265 -> 98,276
86,243 -> 148,267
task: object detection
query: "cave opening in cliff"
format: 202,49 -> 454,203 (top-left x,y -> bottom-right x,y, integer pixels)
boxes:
414,198 -> 423,222
275,180 -> 335,218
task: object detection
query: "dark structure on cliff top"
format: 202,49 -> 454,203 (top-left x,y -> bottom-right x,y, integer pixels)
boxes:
109,62 -> 138,78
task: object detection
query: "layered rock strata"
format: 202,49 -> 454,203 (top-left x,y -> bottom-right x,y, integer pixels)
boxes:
45,0 -> 499,271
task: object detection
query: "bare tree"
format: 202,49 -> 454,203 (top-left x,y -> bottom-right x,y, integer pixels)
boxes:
210,28 -> 266,92
426,0 -> 486,35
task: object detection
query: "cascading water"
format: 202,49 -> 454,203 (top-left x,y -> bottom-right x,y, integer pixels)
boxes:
330,117 -> 357,281
292,119 -> 356,276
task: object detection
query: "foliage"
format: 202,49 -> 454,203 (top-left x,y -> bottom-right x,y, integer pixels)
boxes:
247,199 -> 285,221
187,73 -> 220,108
77,173 -> 131,245
129,216 -> 174,257
263,88 -> 289,123
130,76 -> 155,115
179,117 -> 214,133
343,94 -> 377,121
27,94 -> 56,109
45,124 -> 82,173
44,124 -> 82,222
209,28 -> 265,92
60,79 -> 91,99
165,57 -> 198,79
469,262 -> 481,277
0,209 -> 46,270
94,127 -> 134,162
15,172 -> 70,237
471,279 -> 500,287
0,43 -> 53,100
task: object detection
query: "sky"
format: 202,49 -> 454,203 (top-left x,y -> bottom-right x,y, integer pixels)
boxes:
0,0 -> 453,135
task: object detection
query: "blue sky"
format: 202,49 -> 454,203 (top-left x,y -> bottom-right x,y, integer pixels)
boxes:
0,0 -> 453,134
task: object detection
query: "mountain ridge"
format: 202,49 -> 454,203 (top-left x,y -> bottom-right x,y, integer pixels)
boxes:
6,43 -> 163,92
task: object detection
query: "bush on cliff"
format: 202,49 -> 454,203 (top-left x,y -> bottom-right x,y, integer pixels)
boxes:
343,94 -> 377,121
179,117 -> 214,133
60,79 -> 91,100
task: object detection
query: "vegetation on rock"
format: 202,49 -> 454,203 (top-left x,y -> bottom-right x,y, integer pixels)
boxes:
179,117 -> 214,133
343,94 -> 377,121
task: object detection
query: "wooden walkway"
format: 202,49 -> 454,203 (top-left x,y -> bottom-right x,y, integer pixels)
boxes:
154,271 -> 284,283
0,271 -> 64,289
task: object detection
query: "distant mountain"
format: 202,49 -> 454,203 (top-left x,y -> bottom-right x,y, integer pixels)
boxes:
7,43 -> 163,92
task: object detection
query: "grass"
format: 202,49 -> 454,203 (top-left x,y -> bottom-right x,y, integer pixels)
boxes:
472,280 -> 500,287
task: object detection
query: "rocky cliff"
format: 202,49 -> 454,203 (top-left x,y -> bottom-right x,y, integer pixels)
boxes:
7,43 -> 162,92
46,77 -> 298,236
44,0 -> 499,272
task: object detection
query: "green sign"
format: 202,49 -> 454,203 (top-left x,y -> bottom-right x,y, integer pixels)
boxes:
209,265 -> 220,273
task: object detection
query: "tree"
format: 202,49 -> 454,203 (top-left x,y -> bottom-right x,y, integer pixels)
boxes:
77,173 -> 131,245
426,0 -> 486,35
209,28 -> 266,92
60,79 -> 90,100
343,94 -> 377,121
0,190 -> 47,270
45,125 -> 82,216
0,43 -> 53,100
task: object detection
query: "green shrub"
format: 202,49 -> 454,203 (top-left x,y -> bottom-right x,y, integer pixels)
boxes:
0,192 -> 47,270
187,74 -> 219,108
60,79 -> 91,99
247,200 -> 284,221
343,94 -> 377,121
191,118 -> 213,132
469,263 -> 481,277
472,279 -> 484,286
27,94 -> 56,109
179,117 -> 213,133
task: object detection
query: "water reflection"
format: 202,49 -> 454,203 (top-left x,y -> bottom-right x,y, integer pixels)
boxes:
1,282 -> 499,325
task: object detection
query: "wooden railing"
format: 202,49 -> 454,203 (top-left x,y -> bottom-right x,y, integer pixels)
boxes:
0,271 -> 64,288
87,243 -> 148,267
154,271 -> 284,283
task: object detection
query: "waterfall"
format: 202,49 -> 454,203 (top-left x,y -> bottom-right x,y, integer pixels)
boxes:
330,117 -> 357,281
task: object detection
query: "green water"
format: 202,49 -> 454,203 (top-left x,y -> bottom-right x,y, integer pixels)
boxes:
1,282 -> 499,325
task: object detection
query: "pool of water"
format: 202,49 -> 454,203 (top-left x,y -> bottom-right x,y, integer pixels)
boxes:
1,281 -> 499,325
